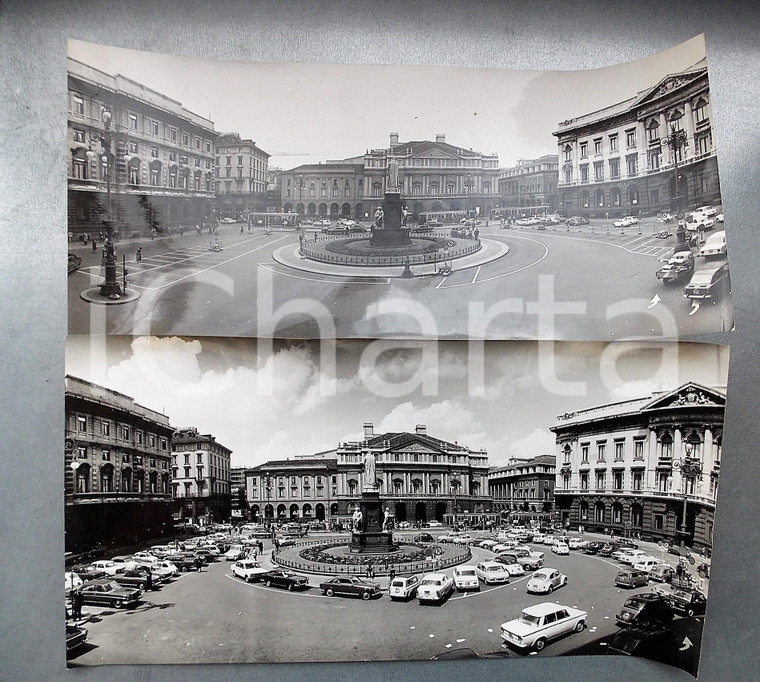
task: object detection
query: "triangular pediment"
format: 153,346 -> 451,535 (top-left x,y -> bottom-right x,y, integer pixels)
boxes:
391,440 -> 442,454
634,67 -> 706,108
414,147 -> 459,159
642,382 -> 725,411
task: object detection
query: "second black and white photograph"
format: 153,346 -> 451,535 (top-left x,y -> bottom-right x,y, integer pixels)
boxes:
64,337 -> 727,675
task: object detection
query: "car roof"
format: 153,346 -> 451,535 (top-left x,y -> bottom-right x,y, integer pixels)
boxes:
421,572 -> 448,580
523,602 -> 571,616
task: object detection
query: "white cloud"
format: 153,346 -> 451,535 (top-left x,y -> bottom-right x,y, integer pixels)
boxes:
610,380 -> 660,400
508,428 -> 556,459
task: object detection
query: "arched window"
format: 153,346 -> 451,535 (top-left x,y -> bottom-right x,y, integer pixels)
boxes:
694,97 -> 709,124
647,119 -> 660,143
595,190 -> 605,207
612,502 -> 623,524
628,185 -> 639,206
75,463 -> 91,494
563,144 -> 572,162
659,432 -> 673,459
100,464 -> 114,493
594,502 -> 605,523
579,501 -> 589,521
611,188 -> 621,207
668,108 -> 684,131
581,191 -> 589,208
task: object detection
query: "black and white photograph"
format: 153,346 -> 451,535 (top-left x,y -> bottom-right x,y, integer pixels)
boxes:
64,337 -> 727,674
66,35 -> 731,341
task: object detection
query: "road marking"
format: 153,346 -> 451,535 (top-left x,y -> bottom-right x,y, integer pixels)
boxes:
435,275 -> 449,289
258,263 -> 390,286
471,265 -> 482,284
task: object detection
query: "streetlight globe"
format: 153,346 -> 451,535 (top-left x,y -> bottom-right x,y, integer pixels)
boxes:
102,110 -> 112,126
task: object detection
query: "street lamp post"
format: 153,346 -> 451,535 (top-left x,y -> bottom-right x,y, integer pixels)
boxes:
661,123 -> 689,247
87,109 -> 122,299
672,443 -> 703,548
265,472 -> 272,526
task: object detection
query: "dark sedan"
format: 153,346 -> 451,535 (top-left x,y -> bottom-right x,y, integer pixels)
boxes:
261,570 -> 309,591
615,592 -> 674,627
413,533 -> 435,543
71,565 -> 107,581
319,577 -> 382,600
80,580 -> 142,609
66,624 -> 88,654
666,586 -> 707,617
114,568 -> 154,591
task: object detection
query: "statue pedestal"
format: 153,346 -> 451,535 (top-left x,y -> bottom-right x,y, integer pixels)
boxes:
349,489 -> 399,553
370,191 -> 412,247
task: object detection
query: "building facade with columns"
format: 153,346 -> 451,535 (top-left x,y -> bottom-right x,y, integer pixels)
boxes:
214,133 -> 270,218
553,59 -> 720,219
488,455 -> 556,525
65,375 -> 175,554
245,423 -> 494,528
67,57 -> 217,238
279,133 -> 500,222
551,382 -> 724,552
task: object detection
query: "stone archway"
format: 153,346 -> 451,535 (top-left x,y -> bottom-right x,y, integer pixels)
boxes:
435,502 -> 447,522
315,503 -> 325,521
289,503 -> 300,519
415,502 -> 427,524
394,502 -> 407,522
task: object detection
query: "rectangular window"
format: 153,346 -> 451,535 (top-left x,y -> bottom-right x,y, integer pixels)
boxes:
129,113 -> 138,130
609,158 -> 620,179
73,95 -> 85,115
633,440 -> 644,460
596,472 -> 605,489
150,120 -> 159,136
609,134 -> 618,152
580,473 -> 589,490
182,132 -> 189,146
654,514 -> 664,530
170,127 -> 177,142
121,426 -> 129,440
101,421 -> 110,436
632,470 -> 643,491
580,142 -> 588,159
581,445 -> 589,462
650,189 -> 660,204
613,471 -> 623,490
150,147 -> 159,158
206,140 -> 211,152
657,472 -> 669,492
128,142 -> 138,154
136,432 -> 143,445
593,161 -> 604,181
626,130 -> 636,148
101,449 -> 110,461
614,442 -> 624,461
626,155 -> 638,176
594,138 -> 602,155
580,165 -> 589,182
73,129 -> 85,143
597,442 -> 606,461
149,434 -> 156,447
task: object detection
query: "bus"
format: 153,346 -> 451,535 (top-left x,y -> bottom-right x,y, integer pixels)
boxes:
417,210 -> 467,226
246,212 -> 300,230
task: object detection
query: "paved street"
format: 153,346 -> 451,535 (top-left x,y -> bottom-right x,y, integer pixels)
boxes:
68,532 -> 704,670
68,219 -> 732,340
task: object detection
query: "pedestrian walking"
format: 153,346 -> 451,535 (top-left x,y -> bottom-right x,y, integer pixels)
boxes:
179,224 -> 184,237
389,566 -> 396,583
135,247 -> 142,263
150,228 -> 156,240
71,587 -> 83,620
92,240 -> 97,252
258,540 -> 263,555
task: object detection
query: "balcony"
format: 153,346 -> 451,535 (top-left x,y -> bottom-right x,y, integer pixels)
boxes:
657,457 -> 673,468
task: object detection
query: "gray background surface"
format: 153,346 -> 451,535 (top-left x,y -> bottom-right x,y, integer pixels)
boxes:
1,1 -> 758,680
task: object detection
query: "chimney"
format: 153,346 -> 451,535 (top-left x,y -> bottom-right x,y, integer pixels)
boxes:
364,422 -> 374,438
390,132 -> 399,147
415,424 -> 427,435
436,134 -> 445,144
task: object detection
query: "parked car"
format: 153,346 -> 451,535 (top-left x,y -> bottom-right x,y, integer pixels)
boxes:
65,572 -> 83,593
319,576 -> 382,600
501,602 -> 587,651
80,580 -> 142,609
551,541 -> 570,556
631,556 -> 662,573
680,211 -> 715,232
66,623 -> 88,654
491,558 -> 526,576
427,520 -> 443,528
648,564 -> 676,583
666,586 -> 707,617
396,521 -> 411,529
412,533 -> 435,543
615,592 -> 675,627
68,253 -> 83,274
417,572 -> 454,604
565,216 -> 589,226
657,250 -> 695,283
132,551 -> 160,564
698,231 -> 727,258
567,538 -> 588,550
683,263 -> 730,300
475,561 -> 511,585
615,569 -> 650,589
496,551 -> 542,572
452,565 -> 480,591
388,575 -> 420,600
606,624 -> 679,664
71,565 -> 107,582
261,569 -> 309,591
224,545 -> 247,561
583,541 -> 605,555
231,559 -> 268,583
114,568 -> 154,591
479,539 -> 499,550
526,568 -> 568,595
612,548 -> 647,564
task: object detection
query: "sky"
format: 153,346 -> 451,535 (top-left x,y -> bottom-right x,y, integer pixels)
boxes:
67,36 -> 707,169
65,337 -> 728,469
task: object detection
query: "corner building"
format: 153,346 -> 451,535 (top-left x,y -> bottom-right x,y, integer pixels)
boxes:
553,60 -> 719,219
551,382 -> 724,552
65,376 -> 174,554
67,58 -> 217,237
245,424 -> 493,527
488,455 -> 556,525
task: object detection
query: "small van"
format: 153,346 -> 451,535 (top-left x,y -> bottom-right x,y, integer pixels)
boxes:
615,569 -> 650,588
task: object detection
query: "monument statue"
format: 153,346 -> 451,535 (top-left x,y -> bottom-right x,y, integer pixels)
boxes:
387,157 -> 400,191
363,449 -> 377,490
401,206 -> 411,227
352,507 -> 363,532
373,206 -> 384,229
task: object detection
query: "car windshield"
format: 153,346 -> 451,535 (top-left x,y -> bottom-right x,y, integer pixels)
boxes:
519,613 -> 541,626
689,272 -> 716,285
421,579 -> 441,586
459,569 -> 476,576
391,580 -> 406,588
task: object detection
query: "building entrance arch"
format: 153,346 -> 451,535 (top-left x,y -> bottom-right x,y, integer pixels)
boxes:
394,502 -> 407,522
415,502 -> 427,524
315,503 -> 325,521
434,502 -> 447,522
289,503 -> 300,519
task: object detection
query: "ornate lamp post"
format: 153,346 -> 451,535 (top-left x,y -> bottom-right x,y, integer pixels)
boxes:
264,471 -> 272,525
673,442 -> 703,547
661,123 -> 689,247
86,109 -> 122,299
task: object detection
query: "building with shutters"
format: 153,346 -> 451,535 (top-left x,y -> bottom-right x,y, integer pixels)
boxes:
67,57 -> 217,238
214,133 -> 270,218
553,60 -> 720,219
64,375 -> 175,554
497,156 -> 559,213
550,382 -> 724,552
488,455 -> 556,526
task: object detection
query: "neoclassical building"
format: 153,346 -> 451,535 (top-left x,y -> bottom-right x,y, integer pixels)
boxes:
551,382 -> 724,551
497,156 -> 559,213
64,376 -> 174,554
67,57 -> 217,237
171,427 -> 232,526
214,132 -> 270,218
488,455 -> 556,524
245,423 -> 494,527
279,133 -> 500,221
553,59 -> 720,218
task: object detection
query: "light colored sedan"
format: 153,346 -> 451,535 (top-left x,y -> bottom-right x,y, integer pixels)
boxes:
475,561 -> 511,585
526,568 -> 568,594
389,575 -> 420,600
452,565 -> 480,591
89,560 -> 124,576
417,573 -> 454,604
551,542 -> 570,556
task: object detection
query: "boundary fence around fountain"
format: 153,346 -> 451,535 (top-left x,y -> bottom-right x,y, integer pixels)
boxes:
300,239 -> 481,267
272,538 -> 472,576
